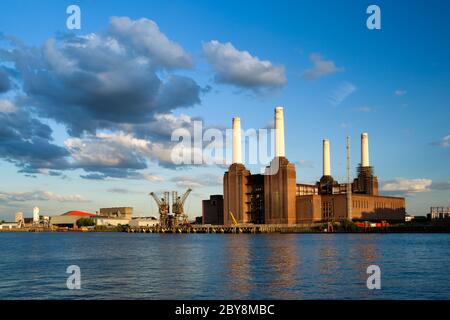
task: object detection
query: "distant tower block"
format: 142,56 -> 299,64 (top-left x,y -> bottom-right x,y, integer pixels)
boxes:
232,117 -> 242,164
323,139 -> 331,176
275,106 -> 285,157
223,117 -> 250,224
361,132 -> 369,167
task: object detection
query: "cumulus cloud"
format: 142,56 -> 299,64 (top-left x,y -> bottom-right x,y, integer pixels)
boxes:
63,127 -> 224,179
65,132 -> 150,170
108,16 -> 193,69
65,131 -> 175,179
0,100 -> 70,174
1,17 -> 203,137
381,178 -> 450,195
0,17 -> 211,178
203,40 -> 286,89
1,108 -> 193,179
381,178 -> 433,194
0,190 -> 89,203
302,53 -> 343,80
328,82 -> 356,106
145,113 -> 199,139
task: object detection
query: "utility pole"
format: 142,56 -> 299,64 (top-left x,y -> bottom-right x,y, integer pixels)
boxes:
346,136 -> 352,221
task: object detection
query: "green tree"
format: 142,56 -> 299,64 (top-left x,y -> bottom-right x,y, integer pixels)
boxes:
340,219 -> 358,232
76,217 -> 95,227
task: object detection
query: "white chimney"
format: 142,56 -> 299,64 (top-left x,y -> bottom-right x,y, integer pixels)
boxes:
275,106 -> 285,157
232,117 -> 242,164
323,139 -> 331,176
361,132 -> 369,167
33,207 -> 40,223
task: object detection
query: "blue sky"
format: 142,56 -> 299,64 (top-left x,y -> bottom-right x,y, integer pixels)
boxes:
0,0 -> 449,220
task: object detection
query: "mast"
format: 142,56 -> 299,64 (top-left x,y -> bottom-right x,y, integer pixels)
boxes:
346,136 -> 352,220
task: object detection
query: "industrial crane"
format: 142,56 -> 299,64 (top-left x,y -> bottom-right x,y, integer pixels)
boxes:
172,188 -> 192,225
229,211 -> 238,226
149,191 -> 170,228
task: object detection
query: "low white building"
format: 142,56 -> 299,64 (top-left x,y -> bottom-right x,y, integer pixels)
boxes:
0,222 -> 20,230
129,217 -> 159,228
95,217 -> 130,227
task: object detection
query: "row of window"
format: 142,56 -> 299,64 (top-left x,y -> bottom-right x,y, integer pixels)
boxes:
374,201 -> 399,209
322,201 -> 333,218
353,200 -> 369,209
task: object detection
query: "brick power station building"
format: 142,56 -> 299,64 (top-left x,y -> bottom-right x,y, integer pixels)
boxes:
217,107 -> 405,225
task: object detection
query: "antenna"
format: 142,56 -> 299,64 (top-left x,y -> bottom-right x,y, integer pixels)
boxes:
346,136 -> 352,220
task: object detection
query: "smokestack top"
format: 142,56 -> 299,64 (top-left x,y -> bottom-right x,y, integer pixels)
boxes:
361,132 -> 369,167
323,139 -> 331,176
232,117 -> 242,164
274,106 -> 285,157
275,106 -> 284,119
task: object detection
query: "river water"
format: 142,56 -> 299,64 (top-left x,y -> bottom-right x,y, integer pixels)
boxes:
0,232 -> 449,299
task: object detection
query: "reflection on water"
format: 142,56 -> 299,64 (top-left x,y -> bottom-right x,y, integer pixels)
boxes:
264,235 -> 300,299
0,233 -> 450,299
224,236 -> 253,298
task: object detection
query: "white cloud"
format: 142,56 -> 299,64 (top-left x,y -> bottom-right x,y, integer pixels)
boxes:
381,178 -> 432,194
65,132 -> 151,168
432,135 -> 450,148
109,16 -> 192,69
0,191 -> 89,203
296,160 -> 314,168
170,173 -> 222,188
328,82 -> 356,106
0,17 -> 206,178
0,100 -> 16,113
64,129 -> 216,179
203,40 -> 286,89
355,106 -> 373,113
395,89 -> 407,96
142,173 -> 164,183
1,17 -> 201,138
145,113 -> 196,138
302,53 -> 343,80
